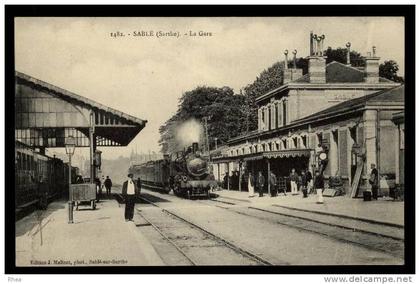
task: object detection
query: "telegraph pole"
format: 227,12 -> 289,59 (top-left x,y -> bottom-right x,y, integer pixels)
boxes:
203,117 -> 210,155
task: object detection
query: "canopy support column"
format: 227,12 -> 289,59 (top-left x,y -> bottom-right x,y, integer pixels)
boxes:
239,161 -> 242,192
89,112 -> 96,183
267,159 -> 271,194
227,162 -> 230,191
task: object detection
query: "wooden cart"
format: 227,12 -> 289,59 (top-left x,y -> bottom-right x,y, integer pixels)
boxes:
69,184 -> 97,210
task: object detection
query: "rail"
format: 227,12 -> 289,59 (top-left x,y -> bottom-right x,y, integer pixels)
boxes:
138,195 -> 274,266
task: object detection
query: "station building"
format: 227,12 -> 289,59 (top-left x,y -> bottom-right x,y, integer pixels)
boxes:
392,111 -> 405,195
212,35 -> 403,196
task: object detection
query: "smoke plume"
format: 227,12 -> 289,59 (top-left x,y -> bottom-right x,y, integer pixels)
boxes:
175,119 -> 203,149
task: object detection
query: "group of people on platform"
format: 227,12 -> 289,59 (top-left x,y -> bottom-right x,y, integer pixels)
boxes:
94,175 -> 113,200
249,168 -> 323,198
222,171 -> 243,190
222,168 -> 325,203
220,163 -> 380,204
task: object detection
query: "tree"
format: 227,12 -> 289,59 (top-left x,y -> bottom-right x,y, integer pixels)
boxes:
324,47 -> 365,67
159,86 -> 248,154
379,60 -> 404,82
242,62 -> 285,131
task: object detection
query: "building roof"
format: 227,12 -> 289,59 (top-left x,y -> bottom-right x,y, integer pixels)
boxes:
256,61 -> 398,103
293,61 -> 394,84
15,71 -> 147,126
293,84 -> 404,124
15,71 -> 147,147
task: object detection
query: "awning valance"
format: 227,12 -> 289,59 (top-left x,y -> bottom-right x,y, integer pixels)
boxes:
263,149 -> 311,159
213,149 -> 311,163
243,154 -> 264,161
211,156 -> 238,163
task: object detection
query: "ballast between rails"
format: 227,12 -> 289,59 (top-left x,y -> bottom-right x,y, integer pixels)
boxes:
138,195 -> 274,266
135,209 -> 197,265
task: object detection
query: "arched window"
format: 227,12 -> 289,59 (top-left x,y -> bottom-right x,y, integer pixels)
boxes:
292,137 -> 298,149
302,136 -> 307,148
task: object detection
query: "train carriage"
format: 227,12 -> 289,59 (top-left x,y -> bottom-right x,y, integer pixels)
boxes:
129,159 -> 171,193
15,141 -> 73,213
15,141 -> 39,207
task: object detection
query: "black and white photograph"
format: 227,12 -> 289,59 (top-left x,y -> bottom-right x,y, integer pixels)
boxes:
4,4 -> 415,277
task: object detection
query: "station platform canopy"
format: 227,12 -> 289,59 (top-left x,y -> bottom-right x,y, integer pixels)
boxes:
15,71 -> 147,148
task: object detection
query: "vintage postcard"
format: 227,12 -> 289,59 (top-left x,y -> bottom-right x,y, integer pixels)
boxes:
6,5 -> 414,275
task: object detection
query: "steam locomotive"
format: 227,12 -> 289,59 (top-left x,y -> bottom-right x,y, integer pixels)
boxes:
129,143 -> 216,199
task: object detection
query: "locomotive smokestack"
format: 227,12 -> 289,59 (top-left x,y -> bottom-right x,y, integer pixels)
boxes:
192,142 -> 199,154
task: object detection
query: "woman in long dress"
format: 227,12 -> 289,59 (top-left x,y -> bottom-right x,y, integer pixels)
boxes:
248,173 -> 255,197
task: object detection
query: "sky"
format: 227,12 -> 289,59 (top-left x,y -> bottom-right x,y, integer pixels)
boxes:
15,17 -> 405,161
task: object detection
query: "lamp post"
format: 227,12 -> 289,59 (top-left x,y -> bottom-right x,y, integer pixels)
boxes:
65,136 -> 76,224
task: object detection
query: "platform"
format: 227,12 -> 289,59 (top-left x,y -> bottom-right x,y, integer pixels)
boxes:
215,189 -> 404,227
15,198 -> 164,266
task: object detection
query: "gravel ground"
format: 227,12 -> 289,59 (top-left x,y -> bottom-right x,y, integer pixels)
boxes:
134,188 -> 404,265
135,206 -> 261,265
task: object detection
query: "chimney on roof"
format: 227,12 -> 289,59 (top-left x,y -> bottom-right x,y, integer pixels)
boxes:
346,42 -> 351,66
310,31 -> 314,56
364,46 -> 380,84
307,33 -> 327,84
284,49 -> 289,70
284,49 -> 303,84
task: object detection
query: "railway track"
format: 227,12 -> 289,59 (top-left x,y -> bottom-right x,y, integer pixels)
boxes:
116,189 -> 403,263
197,198 -> 404,259
136,195 -> 275,266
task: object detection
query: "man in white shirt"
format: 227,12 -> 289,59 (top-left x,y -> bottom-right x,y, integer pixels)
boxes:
122,173 -> 139,221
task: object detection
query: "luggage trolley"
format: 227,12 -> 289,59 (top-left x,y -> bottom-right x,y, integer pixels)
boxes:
70,184 -> 97,210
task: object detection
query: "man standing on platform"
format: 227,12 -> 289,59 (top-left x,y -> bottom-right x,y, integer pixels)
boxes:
306,169 -> 313,194
223,172 -> 228,189
290,168 -> 299,195
122,173 -> 139,222
257,171 -> 265,197
300,169 -> 308,198
101,175 -> 106,195
248,172 -> 255,198
104,176 -> 112,197
314,170 -> 325,204
369,164 -> 379,200
269,171 -> 278,197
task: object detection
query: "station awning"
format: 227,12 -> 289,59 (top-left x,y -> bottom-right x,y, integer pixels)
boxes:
15,71 -> 147,147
